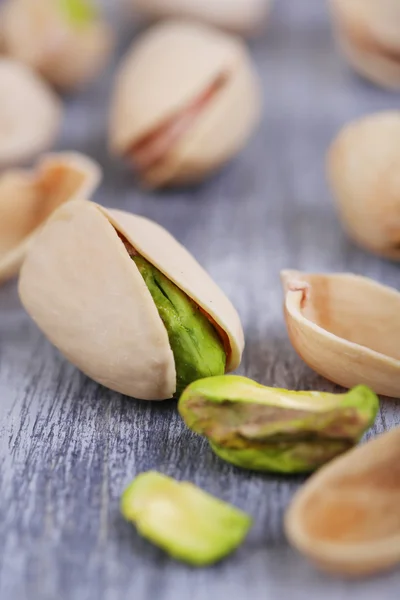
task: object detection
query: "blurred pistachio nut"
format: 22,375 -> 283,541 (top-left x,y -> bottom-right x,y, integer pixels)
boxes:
121,471 -> 252,566
179,376 -> 379,473
0,0 -> 113,91
0,153 -> 100,285
328,112 -> 400,260
19,200 -> 244,400
0,59 -> 61,168
109,20 -> 261,188
130,0 -> 272,36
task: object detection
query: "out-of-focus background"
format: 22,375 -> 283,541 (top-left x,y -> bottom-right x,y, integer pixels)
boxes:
0,1 -> 399,599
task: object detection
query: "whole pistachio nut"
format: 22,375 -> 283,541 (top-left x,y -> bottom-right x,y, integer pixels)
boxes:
179,376 -> 379,473
121,471 -> 252,566
0,152 -> 100,285
18,200 -> 244,400
0,58 -> 62,168
0,0 -> 114,91
130,0 -> 272,37
328,112 -> 400,259
109,20 -> 262,188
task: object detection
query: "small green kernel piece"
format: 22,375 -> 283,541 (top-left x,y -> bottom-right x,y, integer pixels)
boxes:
59,0 -> 97,26
121,472 -> 252,566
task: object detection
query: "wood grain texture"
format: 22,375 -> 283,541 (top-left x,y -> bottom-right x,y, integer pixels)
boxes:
1,1 -> 399,599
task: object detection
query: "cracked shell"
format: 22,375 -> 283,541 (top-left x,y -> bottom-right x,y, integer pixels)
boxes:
130,0 -> 272,36
0,58 -> 62,168
286,427 -> 400,577
18,200 -> 244,400
0,0 -> 113,91
328,112 -> 400,259
0,152 -> 100,285
109,20 -> 261,188
281,270 -> 400,398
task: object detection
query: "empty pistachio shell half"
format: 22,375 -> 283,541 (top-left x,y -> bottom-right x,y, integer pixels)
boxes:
286,427 -> 400,577
328,112 -> 400,259
330,0 -> 400,89
0,59 -> 62,168
109,20 -> 261,188
0,0 -> 113,91
130,0 -> 272,36
179,375 -> 378,473
19,200 -> 244,400
0,153 -> 100,285
281,270 -> 400,398
121,471 -> 252,566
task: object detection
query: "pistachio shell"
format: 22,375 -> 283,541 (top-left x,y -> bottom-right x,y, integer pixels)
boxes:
0,59 -> 62,168
285,427 -> 400,577
327,112 -> 400,259
130,0 -> 272,36
0,153 -> 100,284
330,0 -> 400,88
18,200 -> 244,400
0,0 -> 113,91
109,20 -> 261,188
281,270 -> 400,398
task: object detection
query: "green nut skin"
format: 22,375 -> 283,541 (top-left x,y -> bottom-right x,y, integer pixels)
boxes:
178,376 -> 379,474
59,0 -> 97,26
120,471 -> 252,566
133,255 -> 226,398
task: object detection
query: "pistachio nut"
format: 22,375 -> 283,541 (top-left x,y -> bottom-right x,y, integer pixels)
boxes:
282,270 -> 400,398
179,375 -> 378,473
0,153 -> 100,285
0,59 -> 62,168
330,0 -> 400,89
0,0 -> 113,91
18,200 -> 244,400
109,20 -> 261,188
285,427 -> 400,577
327,112 -> 400,259
130,0 -> 272,36
121,471 -> 252,566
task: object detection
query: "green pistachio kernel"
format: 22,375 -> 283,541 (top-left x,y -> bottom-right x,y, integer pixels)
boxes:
121,472 -> 252,566
132,255 -> 226,397
178,376 -> 379,473
59,0 -> 97,26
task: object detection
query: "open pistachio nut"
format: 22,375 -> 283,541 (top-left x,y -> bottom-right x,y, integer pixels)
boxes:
0,153 -> 100,285
328,112 -> 400,259
0,58 -> 62,168
330,0 -> 400,89
286,427 -> 400,577
179,375 -> 378,473
121,471 -> 252,566
0,0 -> 113,91
109,20 -> 261,188
19,200 -> 244,399
130,0 -> 272,37
281,270 -> 400,398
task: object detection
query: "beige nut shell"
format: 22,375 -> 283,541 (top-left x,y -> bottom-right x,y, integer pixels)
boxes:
327,112 -> 400,259
330,0 -> 400,88
286,427 -> 400,577
0,153 -> 101,284
110,20 -> 261,187
0,58 -> 62,168
281,270 -> 400,398
131,0 -> 272,36
19,200 -> 244,400
0,0 -> 113,91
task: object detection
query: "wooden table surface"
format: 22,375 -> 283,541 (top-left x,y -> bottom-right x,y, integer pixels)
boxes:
1,1 -> 399,599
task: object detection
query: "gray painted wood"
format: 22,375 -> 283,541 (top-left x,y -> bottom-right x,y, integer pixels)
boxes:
1,1 -> 399,599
